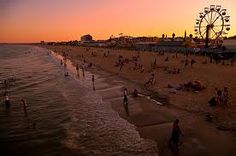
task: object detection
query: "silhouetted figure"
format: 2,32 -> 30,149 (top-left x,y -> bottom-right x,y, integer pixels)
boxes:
208,96 -> 217,107
123,88 -> 129,116
76,63 -> 79,71
133,89 -> 138,97
88,63 -> 93,68
169,119 -> 183,156
223,87 -> 229,106
4,95 -> 11,109
231,59 -> 234,66
119,61 -> 124,72
92,75 -> 95,91
64,61 -> 67,68
165,57 -> 169,62
154,58 -> 157,65
185,59 -> 189,67
190,59 -> 196,67
76,63 -> 79,77
64,72 -> 69,77
82,66 -> 85,77
21,99 -> 28,116
145,73 -> 155,86
216,88 -> 223,105
210,55 -> 213,63
4,79 -> 8,89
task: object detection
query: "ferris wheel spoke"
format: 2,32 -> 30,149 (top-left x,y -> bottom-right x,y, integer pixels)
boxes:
211,29 -> 219,38
205,13 -> 209,22
212,33 -> 216,39
210,11 -> 213,23
214,19 -> 223,26
203,17 -> 210,24
202,30 -> 207,37
211,11 -> 218,24
213,25 -> 223,27
213,28 -> 221,32
213,26 -> 221,32
212,12 -> 217,20
200,28 -> 207,33
212,15 -> 221,25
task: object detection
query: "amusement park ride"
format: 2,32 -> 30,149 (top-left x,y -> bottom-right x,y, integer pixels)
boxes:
195,5 -> 231,48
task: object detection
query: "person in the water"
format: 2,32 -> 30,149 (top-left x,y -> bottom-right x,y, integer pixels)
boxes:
21,99 -> 28,115
4,94 -> 11,109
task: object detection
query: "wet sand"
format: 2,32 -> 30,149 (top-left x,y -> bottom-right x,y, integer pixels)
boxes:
42,45 -> 236,156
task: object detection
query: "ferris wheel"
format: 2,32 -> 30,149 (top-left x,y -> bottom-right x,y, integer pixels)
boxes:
194,5 -> 230,46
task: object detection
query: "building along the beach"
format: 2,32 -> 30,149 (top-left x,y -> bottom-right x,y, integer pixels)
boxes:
135,40 -> 185,52
81,34 -> 93,43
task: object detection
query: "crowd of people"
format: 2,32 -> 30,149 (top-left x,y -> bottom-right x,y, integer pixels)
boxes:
1,77 -> 36,128
51,47 -> 234,156
209,87 -> 230,107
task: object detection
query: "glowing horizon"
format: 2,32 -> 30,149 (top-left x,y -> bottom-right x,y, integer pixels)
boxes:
0,0 -> 235,43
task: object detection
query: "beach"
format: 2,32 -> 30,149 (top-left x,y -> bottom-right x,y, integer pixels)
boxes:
42,45 -> 236,156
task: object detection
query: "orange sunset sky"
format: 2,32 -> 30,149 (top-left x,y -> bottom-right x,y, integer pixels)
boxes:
0,0 -> 235,43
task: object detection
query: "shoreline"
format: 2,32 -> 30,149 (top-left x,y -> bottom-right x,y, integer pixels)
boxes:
41,45 -> 236,156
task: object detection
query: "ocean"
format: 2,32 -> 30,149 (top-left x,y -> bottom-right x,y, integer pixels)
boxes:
0,45 -> 157,156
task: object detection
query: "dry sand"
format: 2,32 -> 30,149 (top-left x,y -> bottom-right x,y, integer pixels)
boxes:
42,45 -> 236,156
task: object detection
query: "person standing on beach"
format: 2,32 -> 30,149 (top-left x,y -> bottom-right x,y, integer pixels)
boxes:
223,87 -> 229,106
76,63 -> 79,77
92,75 -> 95,91
82,64 -> 85,77
190,59 -> 196,67
169,119 -> 183,156
119,61 -> 124,73
63,59 -> 67,68
123,88 -> 129,116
